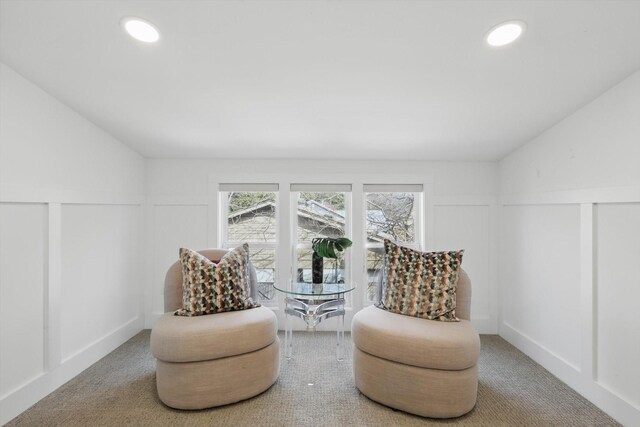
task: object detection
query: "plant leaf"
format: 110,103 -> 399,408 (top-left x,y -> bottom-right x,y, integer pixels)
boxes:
311,237 -> 352,259
336,237 -> 353,248
326,242 -> 337,258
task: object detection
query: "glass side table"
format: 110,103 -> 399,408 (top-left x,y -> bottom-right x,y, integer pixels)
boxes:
273,281 -> 356,361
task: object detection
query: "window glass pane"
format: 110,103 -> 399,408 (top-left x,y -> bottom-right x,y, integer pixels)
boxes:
366,192 -> 418,243
227,191 -> 276,243
296,248 -> 346,284
250,248 -> 276,300
296,192 -> 346,242
366,248 -> 384,302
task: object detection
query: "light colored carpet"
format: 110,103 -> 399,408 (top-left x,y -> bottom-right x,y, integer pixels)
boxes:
7,331 -> 619,426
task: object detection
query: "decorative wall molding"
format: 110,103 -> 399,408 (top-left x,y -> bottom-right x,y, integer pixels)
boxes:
500,321 -> 581,375
579,203 -> 595,383
500,185 -> 640,206
0,200 -> 145,425
499,193 -> 640,426
0,316 -> 142,425
0,184 -> 143,205
45,203 -> 62,371
147,195 -> 209,206
433,194 -> 498,206
499,321 -> 640,426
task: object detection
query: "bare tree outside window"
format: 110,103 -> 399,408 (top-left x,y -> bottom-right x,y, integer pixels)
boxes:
366,192 -> 415,243
365,192 -> 420,301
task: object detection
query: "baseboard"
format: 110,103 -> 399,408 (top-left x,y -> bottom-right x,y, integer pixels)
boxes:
586,382 -> 640,427
500,321 -> 581,376
500,321 -> 640,426
0,316 -> 144,425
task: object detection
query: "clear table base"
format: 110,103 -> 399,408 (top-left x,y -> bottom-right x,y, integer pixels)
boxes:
284,296 -> 346,361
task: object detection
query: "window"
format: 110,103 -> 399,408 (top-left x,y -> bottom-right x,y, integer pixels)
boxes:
217,182 -> 423,305
291,184 -> 351,284
364,184 -> 422,302
220,184 -> 278,301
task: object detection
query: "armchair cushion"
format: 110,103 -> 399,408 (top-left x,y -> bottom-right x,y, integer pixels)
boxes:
352,306 -> 480,371
151,306 -> 277,363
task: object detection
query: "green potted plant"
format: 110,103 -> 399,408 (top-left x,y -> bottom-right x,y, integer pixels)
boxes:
311,237 -> 353,284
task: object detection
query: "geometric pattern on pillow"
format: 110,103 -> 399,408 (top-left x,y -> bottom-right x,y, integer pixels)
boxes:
377,239 -> 463,322
174,244 -> 259,316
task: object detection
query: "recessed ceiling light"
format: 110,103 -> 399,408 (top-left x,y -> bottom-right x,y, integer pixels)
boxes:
486,21 -> 525,47
121,17 -> 160,43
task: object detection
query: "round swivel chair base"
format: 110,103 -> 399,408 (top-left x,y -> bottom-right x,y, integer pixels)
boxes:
354,346 -> 477,418
156,338 -> 280,410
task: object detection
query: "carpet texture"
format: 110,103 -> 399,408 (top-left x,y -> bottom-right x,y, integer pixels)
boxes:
7,331 -> 619,426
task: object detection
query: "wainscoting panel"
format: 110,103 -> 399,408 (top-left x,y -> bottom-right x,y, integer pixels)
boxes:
60,204 -> 141,361
595,203 -> 640,408
0,203 -> 47,397
433,205 -> 492,322
501,204 -> 582,370
151,205 -> 208,315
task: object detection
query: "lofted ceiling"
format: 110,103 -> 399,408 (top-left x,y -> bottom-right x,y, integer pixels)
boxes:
1,0 -> 639,160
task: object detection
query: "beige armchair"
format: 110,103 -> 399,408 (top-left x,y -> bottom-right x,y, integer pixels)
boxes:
351,269 -> 480,418
150,249 -> 280,410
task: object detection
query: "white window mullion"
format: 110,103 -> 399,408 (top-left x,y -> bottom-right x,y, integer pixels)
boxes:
414,192 -> 424,250
289,189 -> 298,282
218,188 -> 229,247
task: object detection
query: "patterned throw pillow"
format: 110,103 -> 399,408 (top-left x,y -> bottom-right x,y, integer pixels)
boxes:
175,244 -> 259,316
377,239 -> 464,322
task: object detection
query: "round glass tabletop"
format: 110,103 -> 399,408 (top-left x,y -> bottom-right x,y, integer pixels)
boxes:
273,281 -> 356,297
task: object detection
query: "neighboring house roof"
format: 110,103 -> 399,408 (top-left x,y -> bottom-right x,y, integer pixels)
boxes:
228,200 -> 388,243
228,200 -> 275,220
303,200 -> 345,220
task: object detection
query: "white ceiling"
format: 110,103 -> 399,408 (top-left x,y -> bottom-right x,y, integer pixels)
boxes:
1,0 -> 639,160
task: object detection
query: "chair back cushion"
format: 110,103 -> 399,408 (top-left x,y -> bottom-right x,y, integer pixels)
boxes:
164,247 -> 259,313
374,267 -> 471,321
376,240 -> 466,321
455,269 -> 472,321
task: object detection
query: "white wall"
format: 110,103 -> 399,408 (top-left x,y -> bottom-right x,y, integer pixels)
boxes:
500,71 -> 640,196
145,159 -> 499,333
499,70 -> 640,427
0,62 -> 145,425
